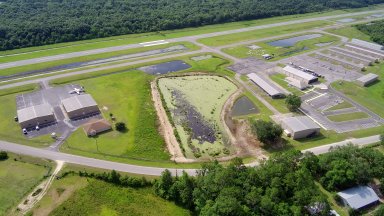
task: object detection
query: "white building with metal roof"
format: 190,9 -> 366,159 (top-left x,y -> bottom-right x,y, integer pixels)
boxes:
17,104 -> 55,128
247,73 -> 285,98
356,73 -> 379,87
283,65 -> 318,84
281,116 -> 320,139
62,94 -> 100,120
351,39 -> 384,52
337,186 -> 379,210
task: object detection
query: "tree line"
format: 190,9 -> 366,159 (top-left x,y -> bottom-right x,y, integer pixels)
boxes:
1,0 -> 384,51
356,20 -> 384,45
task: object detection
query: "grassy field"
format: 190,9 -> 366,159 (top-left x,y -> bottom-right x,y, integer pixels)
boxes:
331,62 -> 384,118
222,33 -> 339,60
327,112 -> 369,122
158,75 -> 238,158
31,175 -> 190,216
198,21 -> 332,46
60,71 -> 169,161
0,153 -> 52,215
326,26 -> 372,41
0,42 -> 199,77
325,101 -> 353,111
0,84 -> 57,147
2,5 -> 380,61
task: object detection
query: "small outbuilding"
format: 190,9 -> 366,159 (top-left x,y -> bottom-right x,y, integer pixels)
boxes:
283,65 -> 318,84
247,73 -> 285,99
356,73 -> 379,87
62,94 -> 100,120
281,116 -> 320,139
83,119 -> 112,136
17,104 -> 55,129
337,186 -> 379,210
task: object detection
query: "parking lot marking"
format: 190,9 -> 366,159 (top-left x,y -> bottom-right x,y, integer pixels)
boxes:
305,92 -> 327,103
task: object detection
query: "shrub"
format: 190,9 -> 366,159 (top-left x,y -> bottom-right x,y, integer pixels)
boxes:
285,94 -> 302,112
0,151 -> 8,160
115,122 -> 127,132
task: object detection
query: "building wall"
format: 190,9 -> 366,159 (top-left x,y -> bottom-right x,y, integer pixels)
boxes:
19,114 -> 55,129
292,128 -> 320,139
357,78 -> 378,87
65,105 -> 100,120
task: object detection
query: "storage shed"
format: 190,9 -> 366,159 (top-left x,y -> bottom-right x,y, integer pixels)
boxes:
356,73 -> 379,87
83,119 -> 112,136
247,73 -> 285,98
281,116 -> 320,139
62,94 -> 100,120
337,186 -> 379,210
17,104 -> 55,129
283,65 -> 318,84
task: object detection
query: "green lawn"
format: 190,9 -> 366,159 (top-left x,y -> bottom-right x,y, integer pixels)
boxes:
325,101 -> 353,111
331,62 -> 384,118
60,71 -> 169,161
0,84 -> 57,147
0,153 -> 52,215
32,176 -> 190,216
198,21 -> 332,46
158,75 -> 238,158
223,33 -> 339,60
325,26 -> 372,41
2,5 -> 378,61
269,73 -> 304,96
327,112 -> 370,122
0,42 -> 199,77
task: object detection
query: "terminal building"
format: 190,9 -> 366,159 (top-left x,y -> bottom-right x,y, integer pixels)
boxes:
356,73 -> 379,87
247,73 -> 285,99
281,116 -> 320,139
62,94 -> 100,120
283,65 -> 318,84
17,104 -> 55,129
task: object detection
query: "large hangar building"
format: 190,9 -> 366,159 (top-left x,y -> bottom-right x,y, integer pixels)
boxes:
62,94 -> 100,120
281,116 -> 320,139
17,104 -> 55,129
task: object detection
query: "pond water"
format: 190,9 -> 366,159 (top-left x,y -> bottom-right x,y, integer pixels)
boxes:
268,34 -> 322,47
138,60 -> 191,75
231,96 -> 259,117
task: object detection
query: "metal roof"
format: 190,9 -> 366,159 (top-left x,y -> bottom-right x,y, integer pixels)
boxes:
337,186 -> 379,210
356,73 -> 379,83
283,66 -> 317,82
247,73 -> 284,97
62,94 -> 98,112
351,39 -> 384,52
17,104 -> 53,123
282,116 -> 320,132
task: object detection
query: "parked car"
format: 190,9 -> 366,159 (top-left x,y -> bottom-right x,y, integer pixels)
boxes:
22,128 -> 27,134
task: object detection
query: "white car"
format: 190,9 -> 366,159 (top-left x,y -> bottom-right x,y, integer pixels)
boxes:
35,125 -> 40,131
22,128 -> 27,134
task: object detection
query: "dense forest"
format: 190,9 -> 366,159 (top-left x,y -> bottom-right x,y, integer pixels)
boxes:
0,0 -> 384,51
357,20 -> 384,45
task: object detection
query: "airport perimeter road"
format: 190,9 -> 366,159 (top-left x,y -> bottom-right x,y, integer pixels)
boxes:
1,9 -> 384,70
303,135 -> 381,155
0,140 -> 198,176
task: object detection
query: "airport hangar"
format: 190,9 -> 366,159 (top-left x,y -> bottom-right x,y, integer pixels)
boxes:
17,104 -> 55,129
281,116 -> 320,139
62,94 -> 100,120
283,65 -> 318,84
247,73 -> 285,99
356,73 -> 379,87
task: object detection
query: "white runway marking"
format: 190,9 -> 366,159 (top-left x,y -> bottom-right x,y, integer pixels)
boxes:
143,41 -> 169,47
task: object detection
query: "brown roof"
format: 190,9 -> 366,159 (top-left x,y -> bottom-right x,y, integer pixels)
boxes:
83,119 -> 112,136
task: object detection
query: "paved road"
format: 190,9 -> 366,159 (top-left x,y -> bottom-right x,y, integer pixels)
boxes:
1,9 -> 384,70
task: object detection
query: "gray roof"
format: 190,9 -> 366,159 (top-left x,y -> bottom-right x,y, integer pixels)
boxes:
356,73 -> 379,83
247,73 -> 284,97
345,44 -> 384,57
351,39 -> 384,52
283,66 -> 317,82
17,104 -> 53,123
62,94 -> 98,112
337,186 -> 379,210
282,116 -> 320,132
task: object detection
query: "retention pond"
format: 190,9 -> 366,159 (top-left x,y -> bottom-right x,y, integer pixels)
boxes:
268,34 -> 322,47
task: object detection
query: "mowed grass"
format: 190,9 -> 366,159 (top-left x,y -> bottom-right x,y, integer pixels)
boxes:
325,26 -> 372,41
0,153 -> 52,215
0,42 -> 199,77
325,101 -> 353,111
327,112 -> 369,122
198,21 -> 331,46
0,84 -> 57,147
158,75 -> 238,158
331,62 -> 384,118
32,176 -> 190,216
223,33 -> 339,60
60,71 -> 170,161
1,6 -> 375,61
